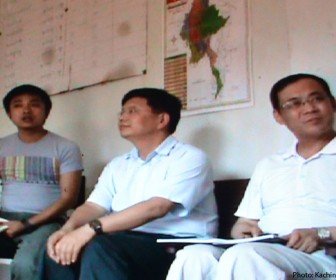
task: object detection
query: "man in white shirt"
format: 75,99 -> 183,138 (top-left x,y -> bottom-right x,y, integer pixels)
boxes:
42,88 -> 218,280
166,73 -> 336,280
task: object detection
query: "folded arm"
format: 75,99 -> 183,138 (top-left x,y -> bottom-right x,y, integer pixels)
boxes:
48,197 -> 176,265
5,170 -> 82,237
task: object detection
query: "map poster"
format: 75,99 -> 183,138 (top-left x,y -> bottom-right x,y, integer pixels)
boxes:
164,0 -> 252,116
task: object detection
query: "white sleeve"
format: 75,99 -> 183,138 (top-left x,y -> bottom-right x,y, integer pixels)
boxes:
87,161 -> 117,211
234,163 -> 264,220
156,148 -> 214,216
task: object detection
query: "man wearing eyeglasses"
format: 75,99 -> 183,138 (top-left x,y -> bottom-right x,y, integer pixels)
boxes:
166,73 -> 336,280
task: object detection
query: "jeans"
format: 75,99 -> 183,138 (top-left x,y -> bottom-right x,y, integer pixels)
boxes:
0,212 -> 62,280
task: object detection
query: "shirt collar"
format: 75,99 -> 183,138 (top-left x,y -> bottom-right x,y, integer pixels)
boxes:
280,142 -> 298,160
280,136 -> 336,160
125,135 -> 178,161
319,136 -> 336,154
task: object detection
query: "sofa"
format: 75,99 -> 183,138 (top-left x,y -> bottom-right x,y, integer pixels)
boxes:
214,179 -> 249,238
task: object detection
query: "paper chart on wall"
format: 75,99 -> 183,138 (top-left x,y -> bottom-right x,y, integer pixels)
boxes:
0,0 -> 147,99
66,0 -> 147,90
0,1 -> 68,96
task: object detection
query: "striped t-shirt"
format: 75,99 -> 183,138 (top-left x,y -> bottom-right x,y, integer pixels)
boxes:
0,132 -> 82,213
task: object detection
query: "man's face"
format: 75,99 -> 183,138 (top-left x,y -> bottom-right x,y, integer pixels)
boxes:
274,78 -> 336,140
118,97 -> 165,141
8,93 -> 48,131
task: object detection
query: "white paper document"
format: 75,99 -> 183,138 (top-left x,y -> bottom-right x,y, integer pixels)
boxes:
157,234 -> 285,246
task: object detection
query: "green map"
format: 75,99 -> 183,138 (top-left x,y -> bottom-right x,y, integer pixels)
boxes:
180,0 -> 229,98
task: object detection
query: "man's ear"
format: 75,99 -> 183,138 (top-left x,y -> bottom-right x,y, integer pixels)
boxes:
158,112 -> 170,130
273,109 -> 285,125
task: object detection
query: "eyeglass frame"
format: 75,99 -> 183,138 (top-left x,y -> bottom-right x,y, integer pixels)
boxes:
279,93 -> 331,111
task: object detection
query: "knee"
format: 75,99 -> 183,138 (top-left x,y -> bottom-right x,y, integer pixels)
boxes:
81,235 -> 121,265
81,237 -> 106,261
167,245 -> 222,280
80,236 -> 130,278
84,237 -> 104,252
219,243 -> 266,264
11,254 -> 35,277
176,245 -> 223,264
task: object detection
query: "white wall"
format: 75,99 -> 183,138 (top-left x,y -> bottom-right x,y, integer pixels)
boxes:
1,0 -> 335,194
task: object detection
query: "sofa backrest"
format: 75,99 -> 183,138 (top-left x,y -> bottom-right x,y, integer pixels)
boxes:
75,176 -> 86,208
214,179 -> 249,238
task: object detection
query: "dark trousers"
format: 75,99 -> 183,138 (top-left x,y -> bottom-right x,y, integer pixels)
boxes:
0,232 -> 17,258
42,231 -> 176,280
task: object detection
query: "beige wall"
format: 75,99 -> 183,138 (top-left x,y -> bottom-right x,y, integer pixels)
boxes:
0,0 -> 335,195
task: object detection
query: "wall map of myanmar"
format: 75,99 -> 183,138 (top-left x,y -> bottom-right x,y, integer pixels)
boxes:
165,0 -> 250,114
181,0 -> 228,98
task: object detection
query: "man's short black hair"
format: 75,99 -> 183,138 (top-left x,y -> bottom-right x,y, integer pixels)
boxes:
122,88 -> 182,134
270,73 -> 334,111
3,84 -> 52,115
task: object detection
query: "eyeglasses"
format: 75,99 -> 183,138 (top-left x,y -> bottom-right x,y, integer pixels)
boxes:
280,94 -> 329,110
118,107 -> 141,116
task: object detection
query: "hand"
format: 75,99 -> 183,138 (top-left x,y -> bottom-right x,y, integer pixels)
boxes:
242,227 -> 263,238
50,225 -> 95,266
231,218 -> 263,239
285,228 -> 320,253
3,220 -> 25,237
236,224 -> 263,238
47,229 -> 69,262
